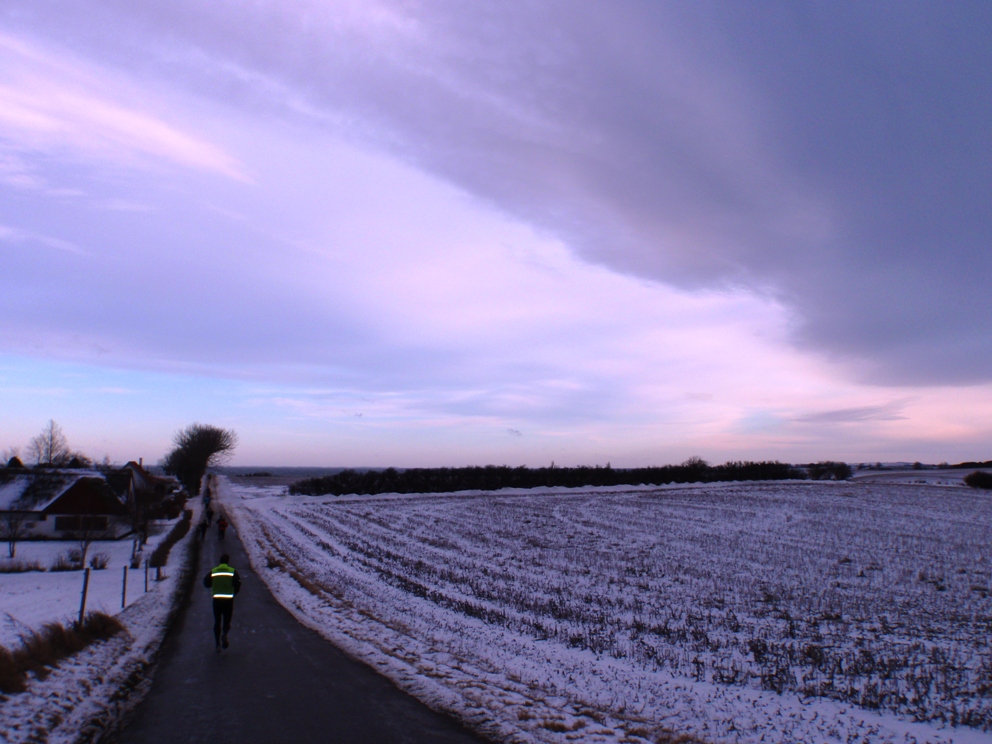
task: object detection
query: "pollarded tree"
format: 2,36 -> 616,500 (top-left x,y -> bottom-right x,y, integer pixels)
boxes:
27,420 -> 71,467
162,424 -> 238,494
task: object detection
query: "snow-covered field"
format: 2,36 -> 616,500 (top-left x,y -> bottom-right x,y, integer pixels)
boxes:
0,529 -> 176,648
224,477 -> 992,744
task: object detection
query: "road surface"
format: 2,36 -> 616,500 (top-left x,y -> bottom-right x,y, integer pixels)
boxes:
114,523 -> 488,743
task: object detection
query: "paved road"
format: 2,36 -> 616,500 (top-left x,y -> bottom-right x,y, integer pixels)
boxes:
115,525 -> 487,744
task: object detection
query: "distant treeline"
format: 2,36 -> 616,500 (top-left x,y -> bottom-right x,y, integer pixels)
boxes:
953,460 -> 992,469
289,460 -> 809,497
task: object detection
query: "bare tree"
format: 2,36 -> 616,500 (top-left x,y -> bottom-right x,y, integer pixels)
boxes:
125,487 -> 162,547
71,518 -> 114,568
1,511 -> 31,558
27,420 -> 71,467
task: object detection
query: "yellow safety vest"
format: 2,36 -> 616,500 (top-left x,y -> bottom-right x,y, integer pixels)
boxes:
211,564 -> 236,599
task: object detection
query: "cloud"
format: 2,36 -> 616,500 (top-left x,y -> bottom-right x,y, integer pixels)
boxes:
11,1 -> 980,384
3,2 -> 992,465
0,222 -> 84,255
792,401 -> 909,424
98,198 -> 154,212
0,32 -> 247,181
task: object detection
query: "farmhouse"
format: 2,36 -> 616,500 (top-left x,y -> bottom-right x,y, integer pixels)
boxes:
0,463 -> 181,540
0,471 -> 127,538
122,460 -> 178,501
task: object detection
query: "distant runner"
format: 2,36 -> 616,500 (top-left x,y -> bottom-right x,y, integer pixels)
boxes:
217,516 -> 228,541
203,553 -> 241,650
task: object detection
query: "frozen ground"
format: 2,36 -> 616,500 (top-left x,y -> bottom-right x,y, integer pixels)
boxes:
0,528 -> 176,648
849,468 -> 975,486
223,477 -> 992,744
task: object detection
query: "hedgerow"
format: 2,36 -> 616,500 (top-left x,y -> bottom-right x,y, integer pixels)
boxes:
289,460 -> 806,497
965,470 -> 992,489
148,509 -> 192,568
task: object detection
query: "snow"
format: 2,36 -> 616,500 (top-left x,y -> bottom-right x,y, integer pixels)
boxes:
0,477 -> 30,510
0,507 -> 198,744
850,468 -> 973,487
0,529 -> 177,648
223,476 -> 992,744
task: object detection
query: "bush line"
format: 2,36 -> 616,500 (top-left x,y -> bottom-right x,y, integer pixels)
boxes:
289,460 -> 815,497
965,470 -> 992,489
148,509 -> 192,568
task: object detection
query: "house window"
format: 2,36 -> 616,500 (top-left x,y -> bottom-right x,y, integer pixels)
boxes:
54,516 -> 108,531
55,516 -> 80,531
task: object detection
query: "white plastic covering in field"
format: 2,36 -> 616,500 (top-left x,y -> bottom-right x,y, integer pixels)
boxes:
223,477 -> 992,744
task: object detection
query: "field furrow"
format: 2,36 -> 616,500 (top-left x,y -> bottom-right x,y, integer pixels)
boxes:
226,479 -> 992,743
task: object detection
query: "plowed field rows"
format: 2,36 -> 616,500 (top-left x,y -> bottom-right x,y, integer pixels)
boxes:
228,479 -> 992,743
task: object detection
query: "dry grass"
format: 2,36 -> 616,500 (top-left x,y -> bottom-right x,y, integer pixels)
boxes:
0,612 -> 126,694
0,558 -> 44,573
289,569 -> 322,597
655,733 -> 708,744
260,532 -> 335,599
49,551 -> 80,572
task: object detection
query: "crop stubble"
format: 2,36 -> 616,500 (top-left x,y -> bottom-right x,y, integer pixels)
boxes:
247,482 -> 992,730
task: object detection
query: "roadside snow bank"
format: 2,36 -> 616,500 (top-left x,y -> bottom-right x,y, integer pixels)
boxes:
0,506 -> 200,744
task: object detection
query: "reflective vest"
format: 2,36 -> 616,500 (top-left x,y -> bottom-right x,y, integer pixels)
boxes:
211,564 -> 236,599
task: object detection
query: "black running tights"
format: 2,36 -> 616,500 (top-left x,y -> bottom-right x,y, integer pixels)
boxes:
212,598 -> 234,643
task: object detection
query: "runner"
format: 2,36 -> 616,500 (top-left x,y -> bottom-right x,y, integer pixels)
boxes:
203,553 -> 241,650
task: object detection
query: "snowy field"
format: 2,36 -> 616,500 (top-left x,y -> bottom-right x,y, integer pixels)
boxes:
1,502 -> 199,744
0,525 -> 177,648
223,478 -> 992,744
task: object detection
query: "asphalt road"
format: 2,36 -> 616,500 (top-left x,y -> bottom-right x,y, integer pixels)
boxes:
114,524 -> 487,744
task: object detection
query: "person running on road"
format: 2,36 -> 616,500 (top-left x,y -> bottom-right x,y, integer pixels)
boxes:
217,516 -> 228,540
203,553 -> 241,650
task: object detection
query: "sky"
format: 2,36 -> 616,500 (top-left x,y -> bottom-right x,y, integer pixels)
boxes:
1,1 -> 991,467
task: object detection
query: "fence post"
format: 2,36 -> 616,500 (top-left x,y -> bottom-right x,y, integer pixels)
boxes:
144,559 -> 149,592
78,567 -> 91,626
122,565 -> 128,609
